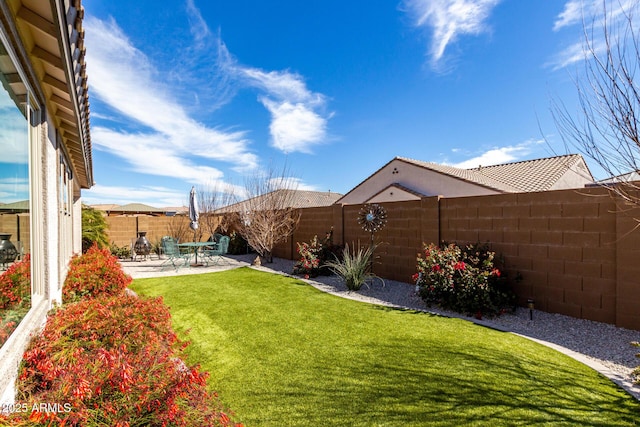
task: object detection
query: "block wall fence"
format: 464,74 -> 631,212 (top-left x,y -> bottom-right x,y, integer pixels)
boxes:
103,186 -> 640,330
271,187 -> 640,331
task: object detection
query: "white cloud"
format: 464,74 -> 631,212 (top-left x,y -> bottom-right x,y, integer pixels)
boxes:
403,0 -> 502,68
185,0 -> 211,49
550,0 -> 640,69
451,139 -> 541,168
0,177 -> 29,203
259,98 -> 328,153
91,127 -> 238,186
0,106 -> 28,164
84,16 -> 258,180
553,0 -> 588,30
83,184 -> 188,207
236,64 -> 331,153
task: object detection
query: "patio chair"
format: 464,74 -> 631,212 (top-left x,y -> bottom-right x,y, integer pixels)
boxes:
202,235 -> 230,266
160,236 -> 190,271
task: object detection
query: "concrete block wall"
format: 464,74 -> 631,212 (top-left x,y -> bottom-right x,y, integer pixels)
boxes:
372,200 -> 425,282
105,216 -> 193,249
0,215 -> 19,243
439,189 -> 620,324
0,214 -> 30,254
105,216 -> 138,248
273,206 -> 341,260
615,196 -> 640,330
101,187 -> 640,330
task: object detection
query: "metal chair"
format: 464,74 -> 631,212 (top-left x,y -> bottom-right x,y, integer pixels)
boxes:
160,236 -> 190,270
203,235 -> 230,266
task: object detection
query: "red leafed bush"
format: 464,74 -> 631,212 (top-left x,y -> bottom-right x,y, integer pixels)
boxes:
9,294 -> 242,426
0,254 -> 31,310
0,255 -> 31,347
63,244 -> 132,303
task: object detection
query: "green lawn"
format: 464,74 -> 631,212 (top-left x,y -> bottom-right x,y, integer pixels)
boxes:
131,268 -> 640,426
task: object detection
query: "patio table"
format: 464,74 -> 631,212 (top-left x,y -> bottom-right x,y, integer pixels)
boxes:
177,242 -> 216,266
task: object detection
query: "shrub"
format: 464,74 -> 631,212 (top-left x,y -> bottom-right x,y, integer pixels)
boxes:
109,242 -> 131,260
325,243 -> 380,291
8,294 -> 241,426
0,254 -> 31,310
293,228 -> 344,277
413,242 -> 515,318
82,205 -> 109,252
63,244 -> 132,304
227,231 -> 248,255
293,235 -> 323,277
0,255 -> 31,347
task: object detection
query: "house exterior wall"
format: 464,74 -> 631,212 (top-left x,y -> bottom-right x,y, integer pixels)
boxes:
367,186 -> 421,203
0,0 -> 92,403
549,158 -> 594,191
337,159 -> 501,205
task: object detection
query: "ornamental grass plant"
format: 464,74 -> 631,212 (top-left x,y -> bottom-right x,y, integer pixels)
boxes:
324,242 -> 380,291
131,268 -> 640,426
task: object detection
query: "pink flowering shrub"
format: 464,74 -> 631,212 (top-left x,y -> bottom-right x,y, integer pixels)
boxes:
413,242 -> 515,318
293,228 -> 343,278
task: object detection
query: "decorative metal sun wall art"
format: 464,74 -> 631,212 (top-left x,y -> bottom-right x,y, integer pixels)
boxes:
358,203 -> 388,234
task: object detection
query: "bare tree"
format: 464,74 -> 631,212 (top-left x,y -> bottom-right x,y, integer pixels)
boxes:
197,181 -> 236,239
552,0 -> 640,207
228,165 -> 301,263
166,215 -> 190,243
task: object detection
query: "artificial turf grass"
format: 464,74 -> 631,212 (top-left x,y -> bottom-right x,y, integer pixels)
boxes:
131,267 -> 640,426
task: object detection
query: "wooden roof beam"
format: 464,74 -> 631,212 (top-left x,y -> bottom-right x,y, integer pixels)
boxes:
43,73 -> 68,93
51,93 -> 73,112
16,6 -> 57,40
31,46 -> 64,71
60,121 -> 79,137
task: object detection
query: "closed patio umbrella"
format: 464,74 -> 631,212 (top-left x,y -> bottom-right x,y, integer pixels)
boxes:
189,186 -> 199,232
188,186 -> 202,265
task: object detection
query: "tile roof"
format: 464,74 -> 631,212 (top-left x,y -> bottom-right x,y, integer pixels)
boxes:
114,203 -> 162,213
218,190 -> 343,213
398,154 -> 589,193
473,154 -> 586,192
397,157 -> 521,192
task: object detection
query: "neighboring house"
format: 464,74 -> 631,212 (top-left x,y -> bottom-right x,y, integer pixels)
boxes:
91,203 -> 188,217
595,170 -> 640,184
216,190 -> 343,213
0,0 -> 92,402
336,155 -> 594,205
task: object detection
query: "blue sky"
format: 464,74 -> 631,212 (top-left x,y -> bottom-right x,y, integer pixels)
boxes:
81,0 -> 620,207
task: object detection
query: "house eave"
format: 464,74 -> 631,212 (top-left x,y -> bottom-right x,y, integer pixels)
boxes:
6,0 -> 93,188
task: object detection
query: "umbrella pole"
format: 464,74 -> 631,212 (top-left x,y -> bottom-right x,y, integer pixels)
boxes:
194,230 -> 198,265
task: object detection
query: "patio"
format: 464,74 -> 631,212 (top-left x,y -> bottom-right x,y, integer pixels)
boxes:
120,253 -> 253,279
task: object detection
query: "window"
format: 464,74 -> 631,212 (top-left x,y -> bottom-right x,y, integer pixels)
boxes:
58,148 -> 73,285
0,35 -> 31,347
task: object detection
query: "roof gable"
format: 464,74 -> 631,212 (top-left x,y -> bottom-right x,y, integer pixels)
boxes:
397,157 -> 521,192
337,154 -> 595,205
367,183 -> 425,204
